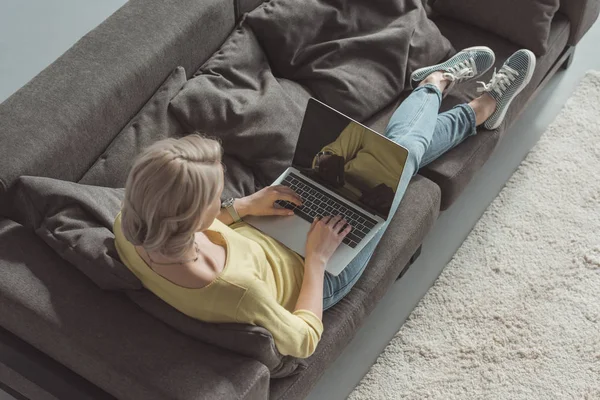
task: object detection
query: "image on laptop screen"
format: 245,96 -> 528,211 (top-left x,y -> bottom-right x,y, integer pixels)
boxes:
292,99 -> 409,220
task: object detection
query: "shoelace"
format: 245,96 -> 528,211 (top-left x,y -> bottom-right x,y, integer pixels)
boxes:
477,66 -> 520,95
440,58 -> 476,94
443,58 -> 477,83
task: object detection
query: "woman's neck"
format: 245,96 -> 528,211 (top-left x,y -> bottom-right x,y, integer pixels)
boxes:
144,233 -> 201,266
135,231 -> 227,289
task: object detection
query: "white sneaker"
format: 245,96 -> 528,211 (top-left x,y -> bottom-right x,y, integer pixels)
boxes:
410,46 -> 496,93
478,49 -> 537,130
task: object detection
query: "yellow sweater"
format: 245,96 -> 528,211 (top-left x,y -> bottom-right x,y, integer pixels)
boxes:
113,213 -> 323,358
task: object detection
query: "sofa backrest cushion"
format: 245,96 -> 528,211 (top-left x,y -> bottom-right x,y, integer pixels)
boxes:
433,0 -> 560,56
235,0 -> 266,19
78,67 -> 187,188
0,0 -> 235,198
244,0 -> 453,121
11,176 -> 141,291
170,21 -> 312,189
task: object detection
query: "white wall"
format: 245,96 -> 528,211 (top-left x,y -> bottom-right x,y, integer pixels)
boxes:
0,0 -> 128,103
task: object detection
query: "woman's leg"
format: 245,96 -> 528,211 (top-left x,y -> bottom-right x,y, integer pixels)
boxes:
322,82 -> 497,310
323,75 -> 447,310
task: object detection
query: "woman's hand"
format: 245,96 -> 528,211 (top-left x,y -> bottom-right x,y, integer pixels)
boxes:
236,185 -> 303,217
305,215 -> 352,268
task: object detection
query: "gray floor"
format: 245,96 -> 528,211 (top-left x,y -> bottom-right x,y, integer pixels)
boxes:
1,3 -> 599,400
0,0 -> 127,103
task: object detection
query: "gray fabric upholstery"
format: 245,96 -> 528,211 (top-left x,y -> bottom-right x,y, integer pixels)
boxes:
245,0 -> 453,121
0,219 -> 271,400
79,59 -> 270,200
78,67 -> 187,188
235,0 -> 265,19
10,175 -> 303,376
434,0 -> 560,56
128,290 -> 307,378
559,0 -> 600,45
10,177 -> 140,291
366,15 -> 570,211
0,0 -> 234,196
270,176 -> 441,399
170,21 -> 311,188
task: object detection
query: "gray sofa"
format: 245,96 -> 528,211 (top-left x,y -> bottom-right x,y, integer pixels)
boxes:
0,0 -> 598,399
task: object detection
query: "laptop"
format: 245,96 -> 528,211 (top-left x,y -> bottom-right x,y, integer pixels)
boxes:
245,98 -> 409,276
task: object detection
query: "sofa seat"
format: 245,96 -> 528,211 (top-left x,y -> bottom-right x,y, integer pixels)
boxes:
0,219 -> 270,400
365,14 -> 570,210
269,175 -> 441,399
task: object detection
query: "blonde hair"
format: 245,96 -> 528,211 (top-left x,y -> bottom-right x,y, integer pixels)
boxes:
121,134 -> 223,259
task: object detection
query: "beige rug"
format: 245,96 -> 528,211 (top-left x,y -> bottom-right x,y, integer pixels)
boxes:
349,71 -> 600,400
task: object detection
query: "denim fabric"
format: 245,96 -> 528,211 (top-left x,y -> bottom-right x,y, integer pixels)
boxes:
322,84 -> 477,310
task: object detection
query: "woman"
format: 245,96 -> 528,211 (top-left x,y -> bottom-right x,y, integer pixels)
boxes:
114,47 -> 535,358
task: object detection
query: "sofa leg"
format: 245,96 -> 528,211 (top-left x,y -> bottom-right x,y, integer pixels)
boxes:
560,46 -> 575,70
396,245 -> 422,281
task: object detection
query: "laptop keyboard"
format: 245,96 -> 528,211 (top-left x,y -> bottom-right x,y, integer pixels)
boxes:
275,172 -> 378,248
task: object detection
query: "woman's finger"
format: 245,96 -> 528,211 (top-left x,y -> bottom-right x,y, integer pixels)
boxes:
271,206 -> 294,216
321,215 -> 332,224
308,216 -> 319,233
340,224 -> 352,237
278,191 -> 303,206
333,218 -> 348,232
327,215 -> 342,227
274,186 -> 302,202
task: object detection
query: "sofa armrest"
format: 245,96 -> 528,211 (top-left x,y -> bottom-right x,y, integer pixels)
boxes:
560,0 -> 600,45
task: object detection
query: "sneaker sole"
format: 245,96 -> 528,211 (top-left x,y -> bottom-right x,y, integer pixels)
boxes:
410,46 -> 496,88
484,50 -> 537,130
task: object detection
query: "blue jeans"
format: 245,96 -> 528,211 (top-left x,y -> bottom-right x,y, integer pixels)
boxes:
322,84 -> 477,310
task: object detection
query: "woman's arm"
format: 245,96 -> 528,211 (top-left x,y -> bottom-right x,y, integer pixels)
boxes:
294,257 -> 326,319
297,215 -> 352,319
216,186 -> 303,226
216,198 -> 251,226
239,280 -> 324,358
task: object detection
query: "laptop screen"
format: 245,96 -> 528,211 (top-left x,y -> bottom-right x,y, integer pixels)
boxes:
292,98 -> 409,220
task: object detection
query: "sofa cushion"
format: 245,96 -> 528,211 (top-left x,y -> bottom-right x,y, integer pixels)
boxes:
170,21 -> 310,188
245,0 -> 453,121
416,14 -> 570,210
10,176 -> 140,291
0,0 -> 235,198
128,289 -> 307,378
79,63 -> 262,200
269,175 -> 441,399
235,0 -> 265,18
78,67 -> 187,188
0,219 -> 270,400
433,0 -> 560,56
